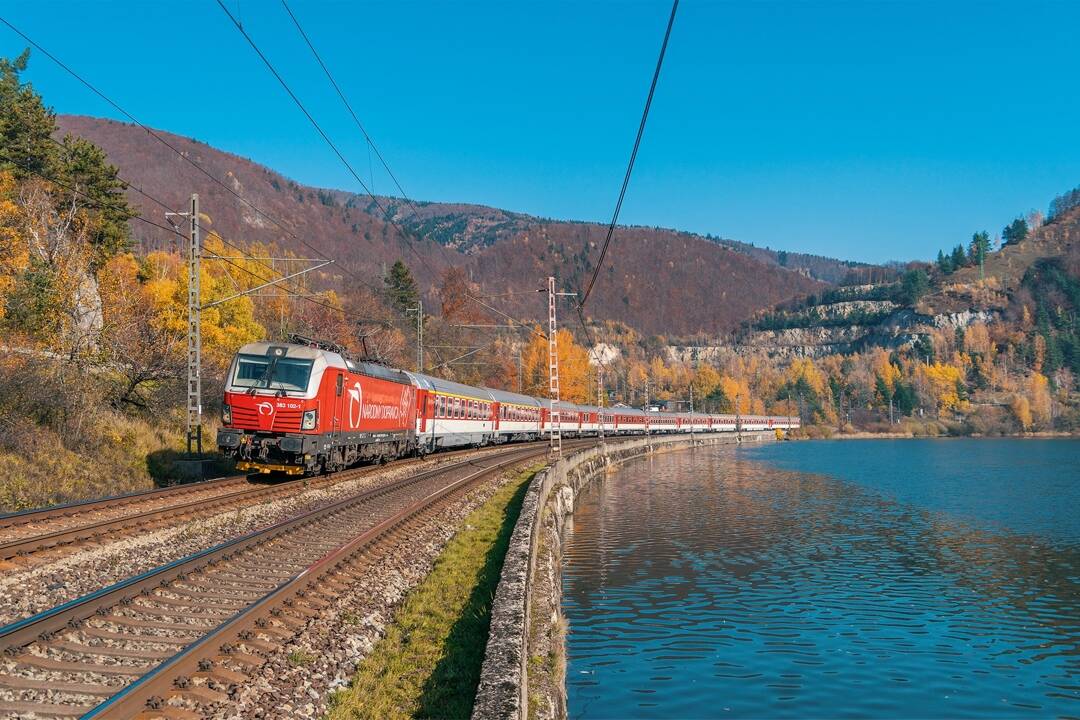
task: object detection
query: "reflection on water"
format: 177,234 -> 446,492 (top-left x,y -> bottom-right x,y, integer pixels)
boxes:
563,444 -> 1080,719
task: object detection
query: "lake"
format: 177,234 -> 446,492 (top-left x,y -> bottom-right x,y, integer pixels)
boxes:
563,439 -> 1080,718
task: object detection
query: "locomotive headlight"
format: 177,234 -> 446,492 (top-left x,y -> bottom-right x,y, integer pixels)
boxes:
222,404 -> 232,425
301,409 -> 318,430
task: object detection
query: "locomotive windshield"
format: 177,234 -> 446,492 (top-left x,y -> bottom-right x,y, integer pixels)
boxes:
231,354 -> 314,392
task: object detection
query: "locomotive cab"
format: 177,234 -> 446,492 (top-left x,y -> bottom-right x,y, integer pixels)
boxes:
216,342 -> 329,475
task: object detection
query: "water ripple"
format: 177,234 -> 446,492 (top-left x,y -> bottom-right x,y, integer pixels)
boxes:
563,443 -> 1080,719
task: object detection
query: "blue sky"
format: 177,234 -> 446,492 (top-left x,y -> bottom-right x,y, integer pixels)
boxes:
2,1 -> 1077,264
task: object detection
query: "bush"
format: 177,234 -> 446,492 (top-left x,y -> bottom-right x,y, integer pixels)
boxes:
0,352 -> 197,512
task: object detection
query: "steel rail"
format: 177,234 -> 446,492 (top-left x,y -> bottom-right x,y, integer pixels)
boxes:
0,442 -> 575,718
85,443 -> 561,718
0,440 -> 556,563
0,476 -> 247,533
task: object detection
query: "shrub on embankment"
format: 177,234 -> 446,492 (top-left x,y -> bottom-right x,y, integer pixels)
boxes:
0,352 -> 228,511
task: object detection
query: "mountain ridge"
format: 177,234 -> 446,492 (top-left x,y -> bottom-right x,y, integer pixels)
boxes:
56,114 -> 850,336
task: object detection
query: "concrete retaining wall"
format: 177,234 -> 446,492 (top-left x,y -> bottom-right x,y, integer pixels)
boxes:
472,432 -> 772,720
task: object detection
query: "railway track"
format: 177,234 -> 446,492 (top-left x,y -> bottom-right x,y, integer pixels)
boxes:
0,442 -> 546,568
0,441 -> 571,719
0,478 -> 251,563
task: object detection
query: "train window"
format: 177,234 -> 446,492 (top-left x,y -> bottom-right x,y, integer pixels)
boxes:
335,373 -> 344,397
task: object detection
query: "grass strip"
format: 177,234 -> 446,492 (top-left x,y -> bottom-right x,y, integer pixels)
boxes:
325,464 -> 542,720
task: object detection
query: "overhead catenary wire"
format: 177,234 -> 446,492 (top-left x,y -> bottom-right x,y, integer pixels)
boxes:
578,0 -> 678,309
215,0 -> 445,285
0,149 -> 348,316
0,17 -> 324,257
0,15 -> 384,305
1,11 -> 536,349
46,129 -> 395,304
224,1 -> 544,338
0,150 -> 176,237
278,0 -> 456,271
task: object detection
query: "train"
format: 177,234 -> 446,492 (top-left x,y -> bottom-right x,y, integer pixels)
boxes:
216,338 -> 800,475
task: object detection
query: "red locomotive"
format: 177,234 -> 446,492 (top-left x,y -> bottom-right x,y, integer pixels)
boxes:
217,338 -> 417,475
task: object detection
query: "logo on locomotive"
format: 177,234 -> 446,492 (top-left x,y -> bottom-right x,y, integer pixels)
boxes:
347,381 -> 363,429
257,401 -> 274,416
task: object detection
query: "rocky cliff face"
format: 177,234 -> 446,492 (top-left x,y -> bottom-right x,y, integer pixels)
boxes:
668,307 -> 999,361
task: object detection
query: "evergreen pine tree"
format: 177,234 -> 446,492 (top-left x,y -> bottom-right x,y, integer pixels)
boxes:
383,260 -> 419,313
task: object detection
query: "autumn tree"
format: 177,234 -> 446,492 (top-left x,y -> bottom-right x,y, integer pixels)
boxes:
438,266 -> 480,323
519,327 -> 591,403
1010,394 -> 1032,430
920,362 -> 966,415
1029,373 -> 1052,428
97,253 -> 184,408
0,51 -> 132,269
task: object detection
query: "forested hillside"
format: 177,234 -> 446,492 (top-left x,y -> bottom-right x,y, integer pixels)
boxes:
56,115 -> 829,335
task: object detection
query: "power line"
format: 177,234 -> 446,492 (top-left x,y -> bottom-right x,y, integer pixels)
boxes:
579,0 -> 678,308
223,1 -> 546,341
0,149 -> 348,316
0,150 -> 171,237
46,135 -> 361,304
0,15 -> 371,292
278,0 -> 455,271
215,0 -> 445,285
0,17 -> 316,248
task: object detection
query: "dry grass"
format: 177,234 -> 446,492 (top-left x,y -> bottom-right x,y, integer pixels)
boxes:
325,465 -> 541,720
0,410 -> 174,511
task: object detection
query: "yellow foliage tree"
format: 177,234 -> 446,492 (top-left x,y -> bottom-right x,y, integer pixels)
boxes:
1010,394 -> 1032,430
964,323 -> 993,358
1029,373 -> 1052,428
519,328 -> 592,403
870,349 -> 901,394
141,248 -> 264,371
690,364 -> 722,404
920,362 -> 965,414
0,170 -> 27,321
719,375 -> 751,413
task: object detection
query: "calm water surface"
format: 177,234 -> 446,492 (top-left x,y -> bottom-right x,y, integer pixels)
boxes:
563,439 -> 1080,719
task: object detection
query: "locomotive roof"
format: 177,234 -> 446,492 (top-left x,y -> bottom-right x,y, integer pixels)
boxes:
348,359 -> 415,386
236,342 -> 413,386
238,341 -> 325,361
